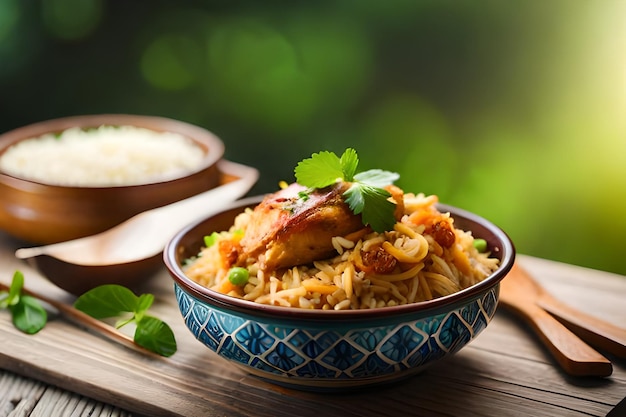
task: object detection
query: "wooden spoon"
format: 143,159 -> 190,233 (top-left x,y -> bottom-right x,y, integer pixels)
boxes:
534,277 -> 626,359
499,263 -> 614,377
14,160 -> 258,295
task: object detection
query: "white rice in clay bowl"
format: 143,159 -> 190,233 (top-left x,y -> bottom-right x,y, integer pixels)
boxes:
0,114 -> 226,244
0,125 -> 207,187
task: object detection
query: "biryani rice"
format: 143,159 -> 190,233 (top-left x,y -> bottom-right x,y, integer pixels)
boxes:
184,192 -> 500,310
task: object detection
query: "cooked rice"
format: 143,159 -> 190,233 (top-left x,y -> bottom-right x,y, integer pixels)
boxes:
184,193 -> 500,310
0,125 -> 205,186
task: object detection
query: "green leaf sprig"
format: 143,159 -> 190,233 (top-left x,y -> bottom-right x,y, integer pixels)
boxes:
74,285 -> 177,357
0,271 -> 47,334
294,148 -> 400,232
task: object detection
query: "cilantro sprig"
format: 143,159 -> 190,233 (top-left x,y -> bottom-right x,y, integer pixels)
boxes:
74,285 -> 177,357
294,148 -> 400,232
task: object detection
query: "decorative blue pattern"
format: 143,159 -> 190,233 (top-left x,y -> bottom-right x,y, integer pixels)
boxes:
174,284 -> 500,389
350,329 -> 383,351
235,322 -> 276,355
482,287 -> 498,318
436,313 -> 472,354
380,324 -> 426,361
265,341 -> 305,370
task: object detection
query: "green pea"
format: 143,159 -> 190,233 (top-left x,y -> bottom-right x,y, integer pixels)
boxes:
228,267 -> 249,286
203,232 -> 220,248
473,238 -> 488,253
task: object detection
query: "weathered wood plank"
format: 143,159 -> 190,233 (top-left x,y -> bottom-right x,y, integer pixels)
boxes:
29,387 -> 133,417
0,370 -> 46,417
2,310 -> 621,417
1,225 -> 624,417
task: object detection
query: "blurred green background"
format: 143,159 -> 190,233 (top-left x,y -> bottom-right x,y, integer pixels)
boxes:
1,0 -> 625,275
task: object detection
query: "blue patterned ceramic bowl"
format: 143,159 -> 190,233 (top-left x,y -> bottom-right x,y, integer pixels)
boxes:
164,196 -> 515,391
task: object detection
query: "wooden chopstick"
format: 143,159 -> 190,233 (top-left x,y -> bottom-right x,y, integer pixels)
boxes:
0,282 -> 159,357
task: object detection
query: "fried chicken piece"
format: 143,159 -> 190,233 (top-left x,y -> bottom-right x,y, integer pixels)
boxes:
238,182 -> 364,271
385,184 -> 405,221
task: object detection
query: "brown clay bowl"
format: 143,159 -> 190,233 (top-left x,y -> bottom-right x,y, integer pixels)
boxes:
0,114 -> 225,245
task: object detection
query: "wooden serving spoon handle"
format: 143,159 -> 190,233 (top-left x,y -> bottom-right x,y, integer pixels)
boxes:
538,294 -> 626,358
507,263 -> 626,359
506,299 -> 612,377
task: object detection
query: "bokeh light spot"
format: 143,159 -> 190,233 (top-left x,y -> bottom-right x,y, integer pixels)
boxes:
40,0 -> 103,40
357,95 -> 457,198
203,14 -> 371,135
0,0 -> 39,78
0,0 -> 20,41
205,18 -> 316,133
140,34 -> 200,91
283,13 -> 373,119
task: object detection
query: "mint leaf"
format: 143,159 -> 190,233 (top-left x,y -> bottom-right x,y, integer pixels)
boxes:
7,271 -> 24,307
339,148 -> 359,181
134,315 -> 177,357
75,285 -> 177,357
136,293 -> 154,313
0,292 -> 8,309
10,295 -> 47,334
134,293 -> 154,322
115,316 -> 135,329
294,150 -> 344,188
2,271 -> 48,334
74,285 -> 139,319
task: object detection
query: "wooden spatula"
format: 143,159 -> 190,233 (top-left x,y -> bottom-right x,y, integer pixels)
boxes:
499,263 -> 615,377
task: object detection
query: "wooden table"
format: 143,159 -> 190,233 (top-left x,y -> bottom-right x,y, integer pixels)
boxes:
1,230 -> 624,417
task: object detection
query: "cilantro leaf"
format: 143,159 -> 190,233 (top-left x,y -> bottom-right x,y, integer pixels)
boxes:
294,148 -> 400,232
343,183 -> 366,214
339,148 -> 359,181
344,183 -> 396,232
354,169 -> 400,188
294,150 -> 343,188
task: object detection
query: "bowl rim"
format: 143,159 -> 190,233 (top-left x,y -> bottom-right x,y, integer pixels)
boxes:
0,114 -> 225,189
164,195 -> 516,323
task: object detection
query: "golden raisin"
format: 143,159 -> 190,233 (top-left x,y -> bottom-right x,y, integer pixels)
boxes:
430,221 -> 456,248
361,246 -> 397,274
